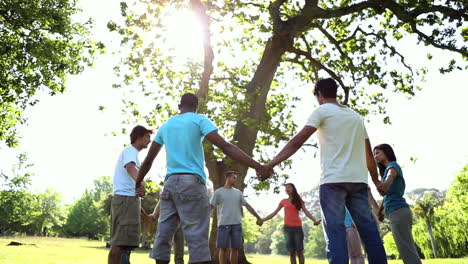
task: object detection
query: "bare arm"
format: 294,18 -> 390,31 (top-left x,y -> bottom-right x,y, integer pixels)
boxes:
367,187 -> 380,220
205,131 -> 262,170
151,200 -> 161,217
378,201 -> 385,222
125,162 -> 138,181
365,138 -> 381,189
245,203 -> 261,220
262,204 -> 282,222
381,168 -> 397,194
268,126 -> 316,168
301,203 -> 321,225
136,141 -> 163,184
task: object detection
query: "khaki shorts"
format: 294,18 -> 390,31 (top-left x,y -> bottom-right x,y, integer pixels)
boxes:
110,195 -> 141,247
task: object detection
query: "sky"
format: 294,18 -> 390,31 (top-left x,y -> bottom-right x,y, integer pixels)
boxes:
0,0 -> 467,213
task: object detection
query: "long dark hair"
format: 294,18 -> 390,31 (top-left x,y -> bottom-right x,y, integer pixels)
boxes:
285,183 -> 303,211
374,144 -> 397,178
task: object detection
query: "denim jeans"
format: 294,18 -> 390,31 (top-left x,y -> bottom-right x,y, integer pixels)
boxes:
320,183 -> 387,264
150,174 -> 211,263
216,224 -> 242,249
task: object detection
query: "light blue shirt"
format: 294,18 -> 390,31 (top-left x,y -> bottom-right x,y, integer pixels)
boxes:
344,207 -> 354,228
155,112 -> 217,183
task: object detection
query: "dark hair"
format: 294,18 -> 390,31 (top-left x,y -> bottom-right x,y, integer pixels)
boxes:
179,93 -> 198,109
373,144 -> 397,178
130,125 -> 152,144
313,78 -> 338,98
285,183 -> 303,211
225,171 -> 237,179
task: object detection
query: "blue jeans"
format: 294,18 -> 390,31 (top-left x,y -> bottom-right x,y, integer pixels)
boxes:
216,224 -> 242,249
150,174 -> 211,263
320,183 -> 387,264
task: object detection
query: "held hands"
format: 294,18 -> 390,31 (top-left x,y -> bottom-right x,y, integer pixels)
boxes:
378,211 -> 385,222
255,164 -> 274,181
136,181 -> 146,197
256,217 -> 263,227
372,178 -> 386,196
313,219 -> 321,226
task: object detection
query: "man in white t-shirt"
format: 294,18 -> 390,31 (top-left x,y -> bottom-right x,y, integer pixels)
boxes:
263,78 -> 387,264
108,125 -> 152,264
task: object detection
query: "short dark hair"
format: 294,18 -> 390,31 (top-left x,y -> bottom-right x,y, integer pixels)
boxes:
130,125 -> 152,144
225,171 -> 237,178
313,78 -> 338,98
180,93 -> 198,109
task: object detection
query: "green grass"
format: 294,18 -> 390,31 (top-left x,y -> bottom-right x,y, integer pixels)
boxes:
0,236 -> 466,264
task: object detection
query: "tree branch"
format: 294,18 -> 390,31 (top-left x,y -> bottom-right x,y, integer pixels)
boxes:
268,0 -> 289,30
287,47 -> 350,105
411,4 -> 467,21
411,24 -> 468,57
356,28 -> 414,76
190,0 -> 214,100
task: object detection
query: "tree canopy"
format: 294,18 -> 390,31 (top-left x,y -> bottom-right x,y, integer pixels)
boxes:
0,0 -> 104,147
108,1 -> 466,260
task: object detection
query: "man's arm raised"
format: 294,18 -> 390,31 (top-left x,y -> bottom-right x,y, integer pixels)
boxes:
365,138 -> 382,192
266,126 -> 316,176
205,131 -> 270,176
136,141 -> 162,185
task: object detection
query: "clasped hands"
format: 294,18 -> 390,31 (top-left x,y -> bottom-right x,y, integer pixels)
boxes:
255,162 -> 275,182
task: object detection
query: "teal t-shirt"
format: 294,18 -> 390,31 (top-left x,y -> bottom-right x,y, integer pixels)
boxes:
383,161 -> 409,214
344,207 -> 353,228
154,112 -> 217,183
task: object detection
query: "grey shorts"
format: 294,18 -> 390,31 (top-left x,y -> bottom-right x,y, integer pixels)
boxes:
110,195 -> 141,247
217,224 -> 242,249
150,174 -> 211,263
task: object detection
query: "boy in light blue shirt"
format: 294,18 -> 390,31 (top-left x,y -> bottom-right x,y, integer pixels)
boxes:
136,93 -> 271,264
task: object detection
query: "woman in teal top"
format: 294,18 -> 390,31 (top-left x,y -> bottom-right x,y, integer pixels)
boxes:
374,144 -> 421,264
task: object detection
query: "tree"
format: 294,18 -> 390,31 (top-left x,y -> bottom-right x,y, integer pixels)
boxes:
270,221 -> 289,255
254,216 -> 283,254
0,153 -> 35,234
108,0 -> 467,261
63,189 -> 108,239
304,221 -> 326,259
383,232 -> 398,259
0,0 -> 104,147
413,191 -> 442,258
430,164 -> 468,257
30,188 -> 65,236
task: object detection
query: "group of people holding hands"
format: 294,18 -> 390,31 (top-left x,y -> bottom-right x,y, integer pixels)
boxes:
108,78 -> 421,264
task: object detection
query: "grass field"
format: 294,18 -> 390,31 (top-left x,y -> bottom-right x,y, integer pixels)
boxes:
0,236 -> 466,264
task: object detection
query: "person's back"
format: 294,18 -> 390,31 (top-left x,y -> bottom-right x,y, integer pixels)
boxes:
310,103 -> 368,184
156,112 -> 214,182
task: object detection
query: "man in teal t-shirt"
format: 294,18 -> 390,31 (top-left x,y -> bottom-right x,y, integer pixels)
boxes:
135,93 -> 271,264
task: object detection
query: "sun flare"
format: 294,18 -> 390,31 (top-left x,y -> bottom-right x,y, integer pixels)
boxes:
160,9 -> 204,60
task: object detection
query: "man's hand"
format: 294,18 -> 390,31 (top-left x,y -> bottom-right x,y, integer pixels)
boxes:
379,181 -> 390,195
256,218 -> 263,226
378,210 -> 385,222
136,182 -> 146,197
313,219 -> 321,226
256,164 -> 274,181
372,178 -> 385,195
148,214 -> 158,222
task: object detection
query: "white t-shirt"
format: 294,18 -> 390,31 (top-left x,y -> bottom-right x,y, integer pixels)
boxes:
113,145 -> 140,196
305,103 -> 368,185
